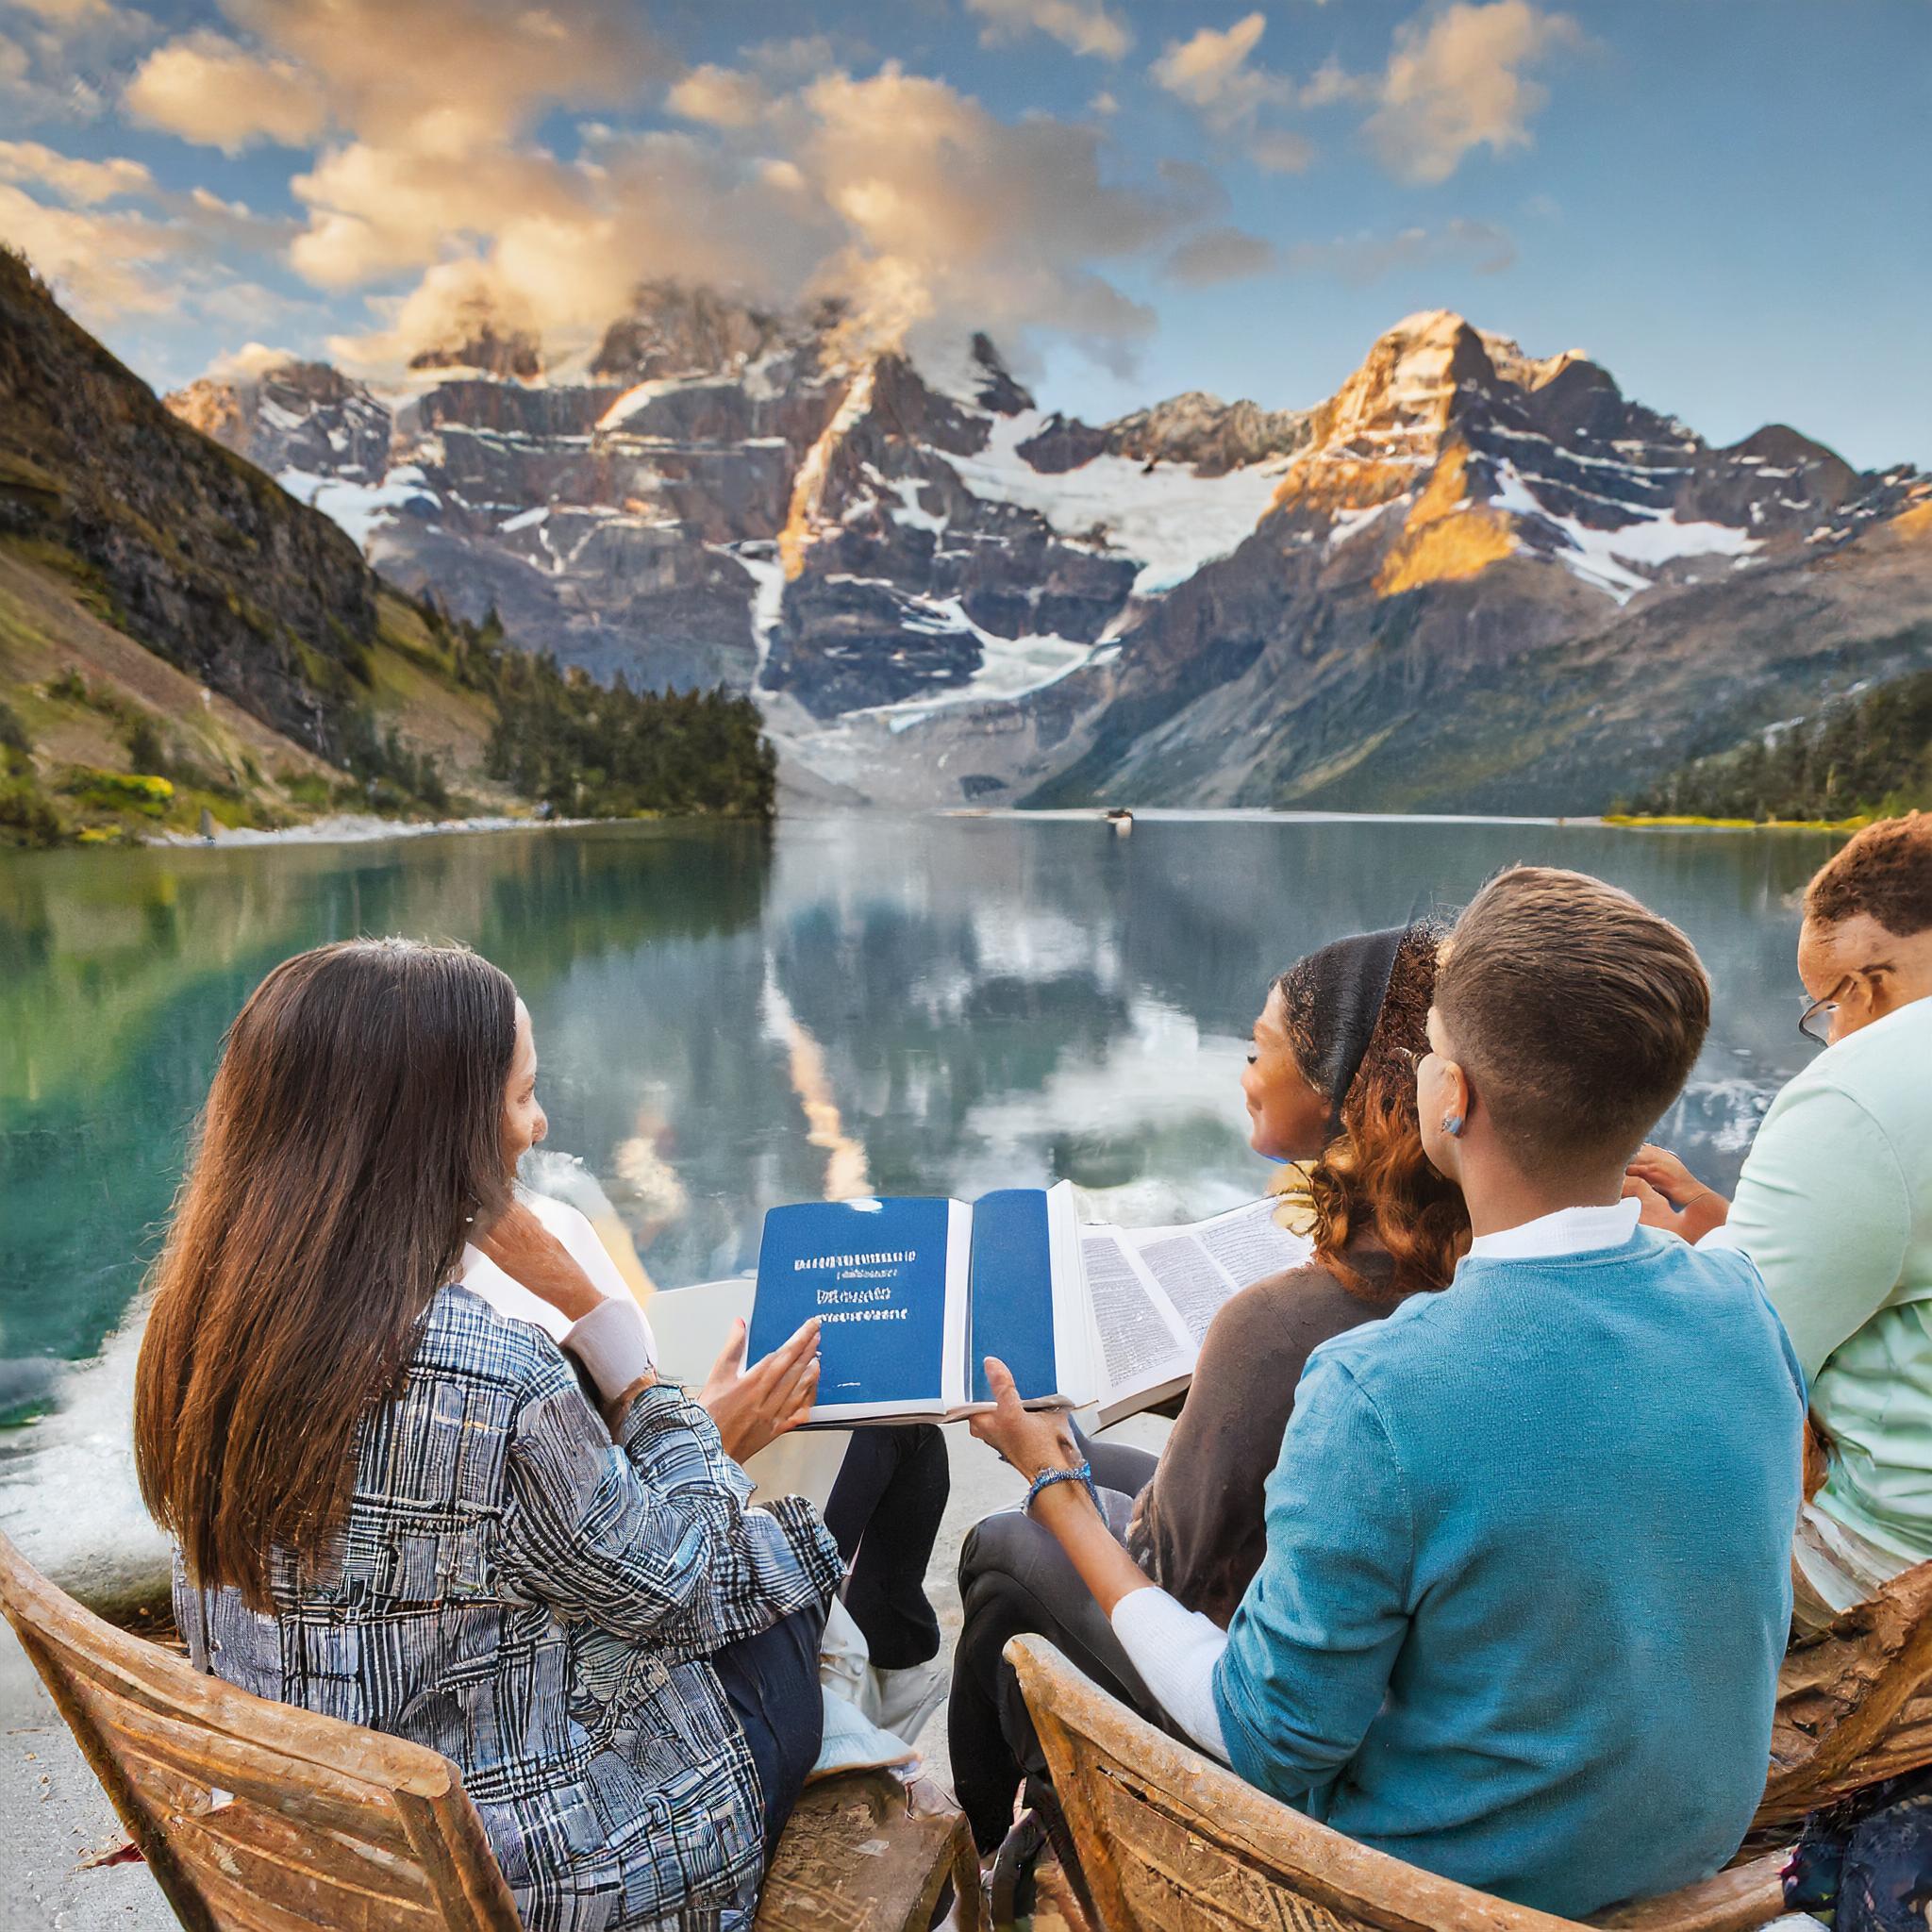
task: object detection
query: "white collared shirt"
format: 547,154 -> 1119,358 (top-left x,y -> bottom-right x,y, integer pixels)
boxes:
1464,1198 -> 1642,1264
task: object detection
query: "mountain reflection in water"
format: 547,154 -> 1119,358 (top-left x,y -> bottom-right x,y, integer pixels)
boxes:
0,813 -> 1839,1418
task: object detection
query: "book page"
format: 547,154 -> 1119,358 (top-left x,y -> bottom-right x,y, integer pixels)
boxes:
1079,1226 -> 1192,1400
1131,1233 -> 1236,1345
1044,1180 -> 1096,1408
1128,1198 -> 1311,1343
1191,1196 -> 1310,1286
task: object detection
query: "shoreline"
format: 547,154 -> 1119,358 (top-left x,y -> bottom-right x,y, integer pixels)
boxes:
151,809 -> 582,849
144,805 -> 1870,848
1600,811 -> 1870,833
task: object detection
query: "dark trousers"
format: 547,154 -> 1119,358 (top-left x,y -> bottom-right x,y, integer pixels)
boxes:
823,1424 -> 950,1671
712,1604 -> 828,1862
948,1433 -> 1162,1852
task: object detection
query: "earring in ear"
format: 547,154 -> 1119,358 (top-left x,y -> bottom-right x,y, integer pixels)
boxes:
1441,1113 -> 1465,1139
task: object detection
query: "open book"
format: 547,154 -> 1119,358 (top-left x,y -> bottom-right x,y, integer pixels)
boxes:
1079,1198 -> 1313,1424
747,1186 -> 1310,1426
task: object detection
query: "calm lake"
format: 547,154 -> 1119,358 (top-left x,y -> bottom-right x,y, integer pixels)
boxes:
1,810 -> 1840,1428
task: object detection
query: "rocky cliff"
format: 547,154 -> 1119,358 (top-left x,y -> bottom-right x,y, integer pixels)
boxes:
1,253 -> 525,839
168,294 -> 1932,813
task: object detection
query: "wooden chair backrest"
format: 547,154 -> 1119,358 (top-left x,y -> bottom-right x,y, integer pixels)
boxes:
0,1531 -> 523,1932
1008,1634 -> 1582,1932
1007,1636 -> 1787,1932
1757,1554 -> 1932,1829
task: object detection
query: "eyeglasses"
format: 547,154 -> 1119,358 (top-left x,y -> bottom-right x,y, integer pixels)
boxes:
1798,983 -> 1845,1047
1396,1045 -> 1431,1074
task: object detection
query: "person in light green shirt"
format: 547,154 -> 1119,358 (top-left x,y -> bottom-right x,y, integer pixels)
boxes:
1629,812 -> 1932,1626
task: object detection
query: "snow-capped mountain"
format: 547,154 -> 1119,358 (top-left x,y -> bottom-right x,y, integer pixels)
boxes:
167,296 -> 1932,811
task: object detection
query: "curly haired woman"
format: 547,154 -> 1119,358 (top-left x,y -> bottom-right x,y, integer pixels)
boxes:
947,923 -> 1470,1854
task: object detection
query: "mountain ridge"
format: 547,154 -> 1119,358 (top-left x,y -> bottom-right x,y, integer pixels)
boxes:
161,286 -> 1932,814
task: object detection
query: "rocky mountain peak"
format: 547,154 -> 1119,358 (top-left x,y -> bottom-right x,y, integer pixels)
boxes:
966,332 -> 1032,415
167,354 -> 390,483
407,300 -> 543,381
1097,391 -> 1312,475
590,281 -> 826,384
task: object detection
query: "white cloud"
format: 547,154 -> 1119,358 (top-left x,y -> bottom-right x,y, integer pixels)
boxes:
1142,2 -> 1577,187
27,7 -> 1257,388
1284,217 -> 1517,284
125,0 -> 660,157
0,129 -> 301,328
8,0 -> 137,24
1150,13 -> 1312,172
967,0 -> 1132,61
304,57 -> 1208,380
1248,127 -> 1314,174
0,137 -> 152,202
1161,225 -> 1276,287
125,32 -> 325,152
0,181 -> 181,315
666,63 -> 768,129
1365,0 -> 1584,184
1152,13 -> 1278,114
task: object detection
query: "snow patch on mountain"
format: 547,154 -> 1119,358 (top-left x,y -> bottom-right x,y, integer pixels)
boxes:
278,464 -> 438,549
1326,498 -> 1403,554
721,541 -> 787,682
945,410 -> 1290,595
1491,463 -> 1761,603
855,596 -> 1098,725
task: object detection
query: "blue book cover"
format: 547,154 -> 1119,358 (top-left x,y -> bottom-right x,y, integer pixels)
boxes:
968,1189 -> 1058,1404
751,1197 -> 958,1418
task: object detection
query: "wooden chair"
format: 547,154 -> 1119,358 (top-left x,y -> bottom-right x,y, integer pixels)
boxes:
1007,1636 -> 1791,1932
0,1530 -> 980,1932
1755,1555 -> 1932,1833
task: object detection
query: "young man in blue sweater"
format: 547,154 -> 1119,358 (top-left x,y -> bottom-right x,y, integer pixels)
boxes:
972,866 -> 1805,1918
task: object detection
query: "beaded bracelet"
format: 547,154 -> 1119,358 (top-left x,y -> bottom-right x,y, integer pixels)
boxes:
1024,1458 -> 1100,1517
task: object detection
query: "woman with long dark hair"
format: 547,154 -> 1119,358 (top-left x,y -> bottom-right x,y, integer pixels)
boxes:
134,939 -> 838,1929
947,923 -> 1471,1856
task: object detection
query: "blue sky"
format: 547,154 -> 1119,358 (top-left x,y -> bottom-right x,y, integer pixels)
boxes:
3,0 -> 1928,468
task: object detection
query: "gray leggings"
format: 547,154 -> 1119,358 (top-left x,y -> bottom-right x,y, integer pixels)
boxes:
946,1432 -> 1163,1851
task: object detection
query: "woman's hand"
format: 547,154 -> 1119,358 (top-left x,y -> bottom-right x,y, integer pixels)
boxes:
972,1358 -> 1150,1618
1624,1143 -> 1731,1242
477,1198 -> 603,1323
698,1317 -> 822,1465
967,1357 -> 1080,1481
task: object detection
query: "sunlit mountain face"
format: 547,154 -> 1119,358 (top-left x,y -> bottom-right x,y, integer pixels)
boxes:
169,292 -> 1932,814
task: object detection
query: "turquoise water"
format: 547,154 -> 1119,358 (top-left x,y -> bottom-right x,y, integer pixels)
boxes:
0,813 -> 1840,1419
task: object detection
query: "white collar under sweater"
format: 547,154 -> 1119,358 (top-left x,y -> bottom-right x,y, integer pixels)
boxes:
1464,1197 -> 1642,1263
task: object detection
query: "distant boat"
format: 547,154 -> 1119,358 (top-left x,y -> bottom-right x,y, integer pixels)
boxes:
1104,808 -> 1134,837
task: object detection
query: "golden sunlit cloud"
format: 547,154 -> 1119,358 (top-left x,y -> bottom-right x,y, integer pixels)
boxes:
125,31 -> 324,152
0,138 -> 152,203
1366,0 -> 1585,185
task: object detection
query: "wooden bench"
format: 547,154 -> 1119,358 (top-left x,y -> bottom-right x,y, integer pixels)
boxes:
1008,1635 -> 1792,1932
0,1530 -> 980,1932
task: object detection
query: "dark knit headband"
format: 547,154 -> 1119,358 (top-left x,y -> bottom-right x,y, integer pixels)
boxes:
1284,924 -> 1411,1132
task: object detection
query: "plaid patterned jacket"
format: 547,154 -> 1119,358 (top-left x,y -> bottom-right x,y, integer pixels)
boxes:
175,1284 -> 842,1931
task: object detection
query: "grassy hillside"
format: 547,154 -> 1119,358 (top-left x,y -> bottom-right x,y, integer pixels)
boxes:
0,540 -> 522,843
0,249 -> 776,846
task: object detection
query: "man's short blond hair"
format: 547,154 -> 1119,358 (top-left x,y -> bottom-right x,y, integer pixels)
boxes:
1437,867 -> 1711,1172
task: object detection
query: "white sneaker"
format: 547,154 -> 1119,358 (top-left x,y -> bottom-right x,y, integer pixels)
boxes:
864,1657 -> 950,1745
